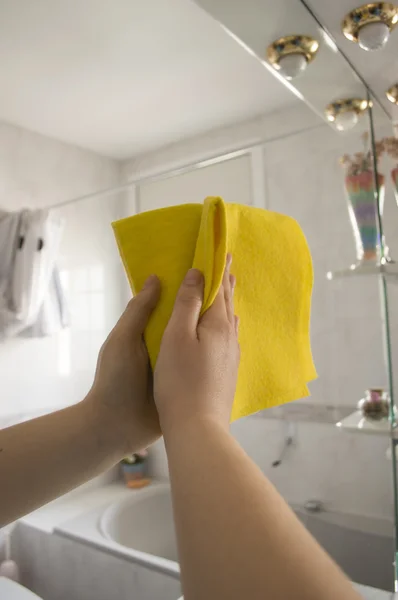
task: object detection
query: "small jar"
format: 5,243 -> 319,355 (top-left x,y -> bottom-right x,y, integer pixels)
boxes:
121,461 -> 150,489
120,450 -> 150,489
357,388 -> 390,421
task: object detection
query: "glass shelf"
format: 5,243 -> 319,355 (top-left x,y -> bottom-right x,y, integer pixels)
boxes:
255,403 -> 398,438
254,402 -> 353,426
336,410 -> 398,437
327,260 -> 398,281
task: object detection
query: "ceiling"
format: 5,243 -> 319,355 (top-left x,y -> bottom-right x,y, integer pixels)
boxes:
0,0 -> 298,160
0,0 -> 394,161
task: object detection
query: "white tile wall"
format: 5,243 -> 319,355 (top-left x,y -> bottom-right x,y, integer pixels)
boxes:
0,121 -> 124,419
121,103 -> 323,182
139,154 -> 253,210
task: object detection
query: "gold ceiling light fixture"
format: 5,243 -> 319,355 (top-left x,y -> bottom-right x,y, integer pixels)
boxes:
342,3 -> 398,51
386,83 -> 398,104
266,35 -> 319,80
325,98 -> 371,131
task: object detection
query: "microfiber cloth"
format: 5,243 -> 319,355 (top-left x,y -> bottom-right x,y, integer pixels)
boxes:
112,197 -> 316,422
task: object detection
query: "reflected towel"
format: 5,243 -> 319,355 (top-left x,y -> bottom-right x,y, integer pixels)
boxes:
0,209 -> 66,339
112,197 -> 316,422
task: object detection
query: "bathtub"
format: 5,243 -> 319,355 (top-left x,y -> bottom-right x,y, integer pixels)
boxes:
54,483 -> 180,579
100,484 -> 179,573
53,482 -> 394,595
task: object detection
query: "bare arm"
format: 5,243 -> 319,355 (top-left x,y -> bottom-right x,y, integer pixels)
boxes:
165,420 -> 360,600
0,396 -> 120,527
0,276 -> 161,527
155,259 -> 360,600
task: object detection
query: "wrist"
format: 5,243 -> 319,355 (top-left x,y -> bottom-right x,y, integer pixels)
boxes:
161,411 -> 230,448
83,391 -> 128,460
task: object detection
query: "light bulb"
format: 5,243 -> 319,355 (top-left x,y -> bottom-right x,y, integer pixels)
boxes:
277,53 -> 307,80
357,21 -> 390,51
334,110 -> 359,132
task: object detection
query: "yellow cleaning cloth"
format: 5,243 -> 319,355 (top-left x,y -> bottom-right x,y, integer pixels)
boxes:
112,197 -> 316,422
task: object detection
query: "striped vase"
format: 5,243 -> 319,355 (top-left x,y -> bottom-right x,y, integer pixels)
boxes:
391,166 -> 398,202
344,170 -> 385,263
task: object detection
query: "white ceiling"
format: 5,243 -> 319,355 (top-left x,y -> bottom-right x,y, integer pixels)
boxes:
1,0 -> 393,161
0,0 -> 297,159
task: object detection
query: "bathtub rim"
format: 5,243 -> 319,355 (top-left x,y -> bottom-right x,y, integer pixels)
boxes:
54,482 -> 180,579
99,482 -> 172,544
99,482 -> 179,572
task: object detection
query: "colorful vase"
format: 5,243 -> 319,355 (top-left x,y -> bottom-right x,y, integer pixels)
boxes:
391,166 -> 398,202
344,171 -> 385,263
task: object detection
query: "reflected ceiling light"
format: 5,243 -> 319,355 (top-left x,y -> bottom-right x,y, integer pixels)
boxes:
325,98 -> 371,131
386,83 -> 398,103
266,35 -> 319,80
220,23 -> 305,102
342,3 -> 398,51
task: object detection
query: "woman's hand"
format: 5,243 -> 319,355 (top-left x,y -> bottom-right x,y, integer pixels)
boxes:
88,275 -> 161,455
154,255 -> 240,437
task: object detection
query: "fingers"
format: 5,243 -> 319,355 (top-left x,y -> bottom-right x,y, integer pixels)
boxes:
122,275 -> 161,334
201,254 -> 238,333
168,269 -> 204,334
234,315 -> 239,336
208,254 -> 230,318
222,254 -> 235,326
225,256 -> 239,336
123,259 -> 236,340
223,254 -> 235,325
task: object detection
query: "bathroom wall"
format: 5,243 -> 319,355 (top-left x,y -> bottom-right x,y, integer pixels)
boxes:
0,121 -> 125,421
121,103 -> 324,182
121,104 -> 398,525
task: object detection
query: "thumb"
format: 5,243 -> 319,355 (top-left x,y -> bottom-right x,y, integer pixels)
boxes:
123,275 -> 161,334
169,269 -> 204,333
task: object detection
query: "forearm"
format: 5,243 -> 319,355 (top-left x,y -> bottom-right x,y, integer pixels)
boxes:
0,392 -> 124,527
164,418 -> 360,600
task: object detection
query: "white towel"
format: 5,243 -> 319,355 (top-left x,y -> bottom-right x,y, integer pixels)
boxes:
0,210 -> 23,336
0,208 -> 69,339
22,267 -> 69,338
